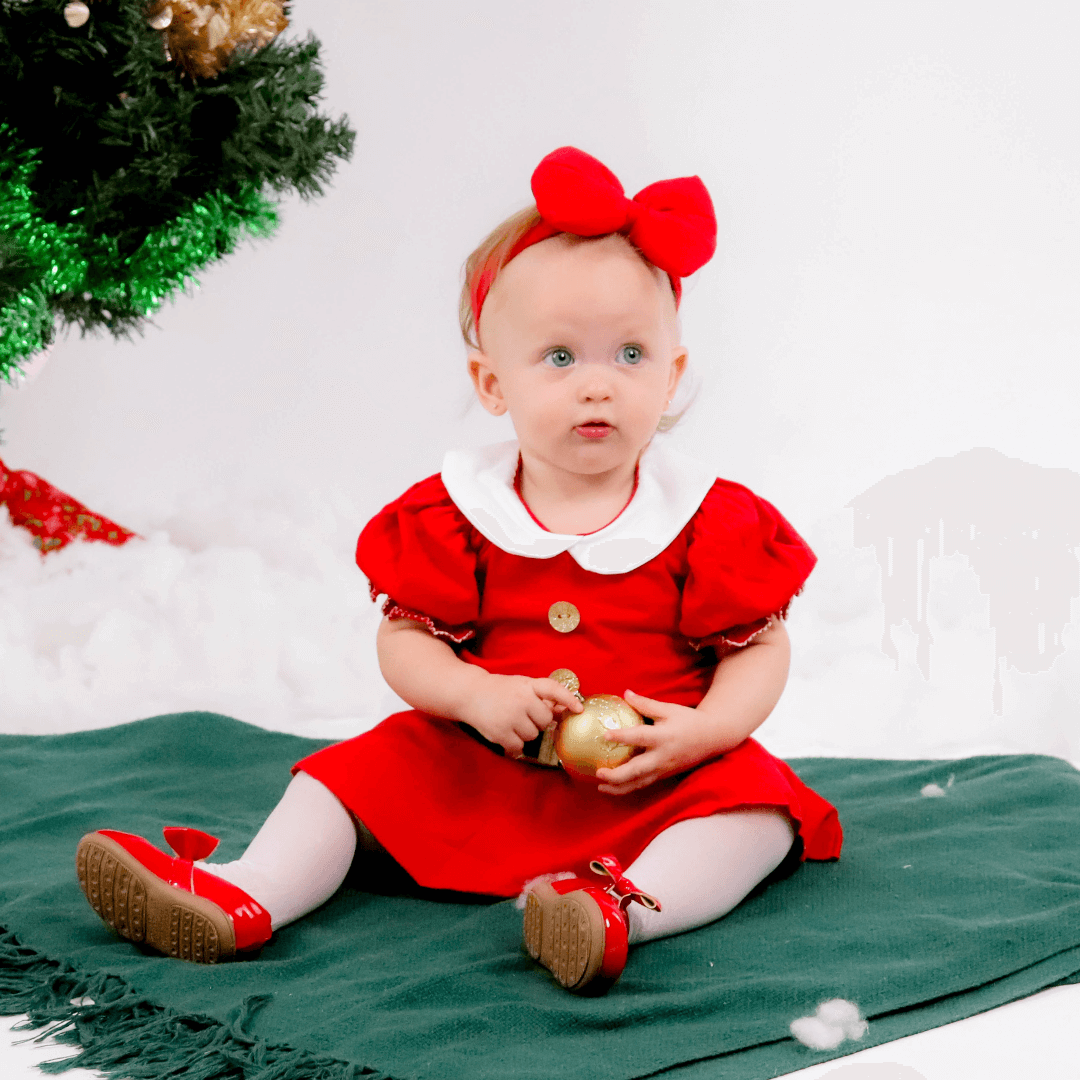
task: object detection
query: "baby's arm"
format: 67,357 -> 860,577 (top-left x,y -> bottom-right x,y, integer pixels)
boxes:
689,616 -> 791,747
376,617 -> 583,756
596,617 -> 791,795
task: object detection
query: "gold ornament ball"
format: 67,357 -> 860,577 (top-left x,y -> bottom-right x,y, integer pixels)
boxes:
64,2 -> 90,28
554,694 -> 644,780
147,5 -> 173,30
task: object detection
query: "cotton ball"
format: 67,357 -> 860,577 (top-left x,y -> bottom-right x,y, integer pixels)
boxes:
515,871 -> 576,910
790,998 -> 868,1050
789,1015 -> 846,1050
921,772 -> 955,798
816,998 -> 869,1040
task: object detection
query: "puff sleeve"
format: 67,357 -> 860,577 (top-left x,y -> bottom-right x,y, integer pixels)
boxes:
356,474 -> 482,643
679,480 -> 816,652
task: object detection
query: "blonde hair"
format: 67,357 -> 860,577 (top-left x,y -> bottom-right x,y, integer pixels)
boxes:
459,206 -> 543,350
458,207 -> 693,429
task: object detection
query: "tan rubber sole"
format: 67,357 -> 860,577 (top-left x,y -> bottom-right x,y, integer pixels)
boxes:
523,882 -> 608,993
76,832 -> 235,963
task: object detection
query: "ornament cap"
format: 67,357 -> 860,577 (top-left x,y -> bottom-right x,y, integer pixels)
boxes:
548,668 -> 581,695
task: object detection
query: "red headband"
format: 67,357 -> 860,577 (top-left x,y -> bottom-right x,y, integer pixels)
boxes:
469,146 -> 718,330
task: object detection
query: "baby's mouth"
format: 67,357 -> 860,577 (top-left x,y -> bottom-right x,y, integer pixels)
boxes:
575,422 -> 613,439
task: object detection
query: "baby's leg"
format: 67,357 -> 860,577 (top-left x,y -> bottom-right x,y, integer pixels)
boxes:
198,771 -> 359,930
624,810 -> 795,944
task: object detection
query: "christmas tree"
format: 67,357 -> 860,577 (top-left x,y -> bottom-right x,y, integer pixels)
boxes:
0,0 -> 355,381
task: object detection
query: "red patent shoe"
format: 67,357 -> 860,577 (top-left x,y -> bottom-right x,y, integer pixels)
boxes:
522,855 -> 661,995
75,827 -> 271,964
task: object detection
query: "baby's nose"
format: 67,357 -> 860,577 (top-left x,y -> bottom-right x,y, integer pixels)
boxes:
576,369 -> 615,400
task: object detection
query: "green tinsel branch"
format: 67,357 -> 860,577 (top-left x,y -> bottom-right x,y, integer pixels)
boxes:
0,0 -> 355,381
1,125 -> 280,367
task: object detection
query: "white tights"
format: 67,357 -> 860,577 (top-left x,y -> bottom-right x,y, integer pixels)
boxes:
197,771 -> 358,930
622,810 -> 794,943
200,772 -> 796,939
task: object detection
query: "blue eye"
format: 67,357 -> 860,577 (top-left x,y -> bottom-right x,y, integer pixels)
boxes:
618,344 -> 644,365
545,348 -> 575,368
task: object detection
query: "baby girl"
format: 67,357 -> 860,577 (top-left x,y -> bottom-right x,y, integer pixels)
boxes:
76,146 -> 842,995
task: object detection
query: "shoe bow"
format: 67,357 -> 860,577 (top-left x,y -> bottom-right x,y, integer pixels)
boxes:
588,854 -> 662,912
162,826 -> 220,862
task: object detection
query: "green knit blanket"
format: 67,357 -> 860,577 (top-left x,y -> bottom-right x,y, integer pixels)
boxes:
2,713 -> 1079,1080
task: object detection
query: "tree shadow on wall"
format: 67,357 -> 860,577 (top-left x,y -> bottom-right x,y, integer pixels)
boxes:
847,448 -> 1080,713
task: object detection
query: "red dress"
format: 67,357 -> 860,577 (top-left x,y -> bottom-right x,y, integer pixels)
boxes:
295,445 -> 842,897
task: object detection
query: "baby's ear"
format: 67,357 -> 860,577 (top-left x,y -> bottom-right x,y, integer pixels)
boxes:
467,350 -> 506,416
667,346 -> 689,395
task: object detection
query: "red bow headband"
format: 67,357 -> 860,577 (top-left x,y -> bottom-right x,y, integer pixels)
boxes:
469,146 -> 717,329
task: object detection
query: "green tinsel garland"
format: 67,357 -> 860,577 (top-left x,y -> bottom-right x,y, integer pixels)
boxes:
0,125 -> 279,372
0,0 -> 354,382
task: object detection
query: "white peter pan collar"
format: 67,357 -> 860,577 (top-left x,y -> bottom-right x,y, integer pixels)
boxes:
441,439 -> 717,575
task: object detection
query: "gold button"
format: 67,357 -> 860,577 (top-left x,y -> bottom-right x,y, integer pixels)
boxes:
548,601 -> 580,633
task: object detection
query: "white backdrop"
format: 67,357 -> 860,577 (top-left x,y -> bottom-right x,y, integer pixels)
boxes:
1,0 -> 1078,759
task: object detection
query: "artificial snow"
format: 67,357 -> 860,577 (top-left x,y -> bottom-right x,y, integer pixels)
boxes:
790,998 -> 869,1050
0,484 -> 406,738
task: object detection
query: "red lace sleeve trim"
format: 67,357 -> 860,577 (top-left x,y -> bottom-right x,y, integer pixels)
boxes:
368,583 -> 476,644
687,599 -> 794,655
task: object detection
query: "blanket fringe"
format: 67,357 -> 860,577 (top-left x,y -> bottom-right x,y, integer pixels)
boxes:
0,929 -> 395,1080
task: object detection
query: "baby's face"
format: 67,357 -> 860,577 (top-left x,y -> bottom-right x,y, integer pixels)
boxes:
469,235 -> 687,480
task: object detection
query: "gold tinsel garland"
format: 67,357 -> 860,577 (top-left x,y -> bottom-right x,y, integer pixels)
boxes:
143,0 -> 288,79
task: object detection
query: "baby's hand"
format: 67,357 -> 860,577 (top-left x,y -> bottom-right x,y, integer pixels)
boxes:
595,690 -> 725,795
458,674 -> 583,758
